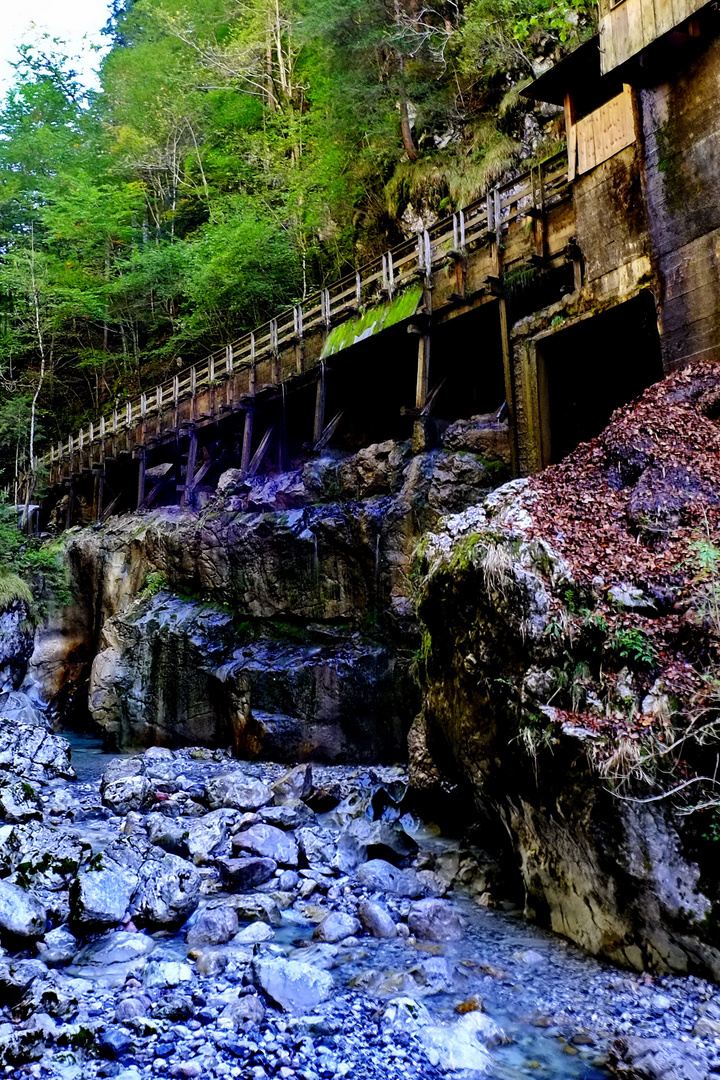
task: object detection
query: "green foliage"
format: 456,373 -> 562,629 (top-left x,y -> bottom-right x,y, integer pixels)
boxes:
140,570 -> 169,599
609,627 -> 656,669
0,499 -> 70,618
0,0 -> 597,479
689,534 -> 720,638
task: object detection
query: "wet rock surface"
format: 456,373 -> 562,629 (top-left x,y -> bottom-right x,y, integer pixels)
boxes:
1,729 -> 720,1079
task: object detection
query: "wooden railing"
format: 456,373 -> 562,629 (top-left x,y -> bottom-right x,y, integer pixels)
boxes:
44,152 -> 569,471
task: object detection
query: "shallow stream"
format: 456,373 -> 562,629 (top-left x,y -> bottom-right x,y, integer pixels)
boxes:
59,733 -> 627,1078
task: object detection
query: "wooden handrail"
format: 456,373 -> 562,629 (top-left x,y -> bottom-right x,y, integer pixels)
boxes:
44,152 -> 568,466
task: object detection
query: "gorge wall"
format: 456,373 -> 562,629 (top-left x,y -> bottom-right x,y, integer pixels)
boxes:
27,419 -> 509,763
412,363 -> 720,981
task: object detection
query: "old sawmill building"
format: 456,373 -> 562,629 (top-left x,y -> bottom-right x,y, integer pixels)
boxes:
42,0 -> 720,525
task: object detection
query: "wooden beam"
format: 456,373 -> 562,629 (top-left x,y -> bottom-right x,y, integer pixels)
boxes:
313,367 -> 326,445
498,296 -> 519,477
415,333 -> 431,410
136,450 -> 146,510
140,471 -> 175,510
183,449 -> 221,498
241,409 -> 254,473
181,430 -> 198,509
247,424 -> 276,477
99,490 -> 123,524
314,410 -> 345,452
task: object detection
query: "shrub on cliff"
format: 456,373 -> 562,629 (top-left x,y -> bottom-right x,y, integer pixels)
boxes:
0,500 -> 69,620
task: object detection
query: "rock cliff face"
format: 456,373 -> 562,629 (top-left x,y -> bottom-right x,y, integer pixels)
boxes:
0,601 -> 34,694
413,365 -> 720,979
29,424 -> 509,761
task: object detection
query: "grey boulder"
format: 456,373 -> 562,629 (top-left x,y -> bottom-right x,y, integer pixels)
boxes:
313,911 -> 361,943
358,900 -> 397,939
0,879 -> 47,939
233,823 -> 299,867
356,859 -> 424,898
254,956 -> 334,1013
408,899 -> 463,942
205,772 -> 272,812
187,904 -> 239,947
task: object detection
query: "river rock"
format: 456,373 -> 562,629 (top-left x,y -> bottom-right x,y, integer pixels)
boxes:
187,904 -> 239,946
186,809 -> 229,862
225,894 -> 282,926
143,959 -> 193,988
609,1036 -> 709,1080
356,859 -> 424,897
336,818 -> 418,870
232,920 -> 275,944
217,855 -> 277,890
146,814 -> 189,856
102,774 -> 152,815
41,925 -> 78,967
0,957 -> 47,1005
0,879 -> 47,939
233,823 -> 299,867
254,955 -> 334,1013
130,847 -> 201,927
419,1012 -> 494,1072
0,721 -> 74,783
358,899 -> 397,938
72,931 -> 156,986
259,804 -> 313,830
221,991 -> 266,1029
272,764 -> 313,804
408,899 -> 463,942
71,864 -> 139,930
313,911 -> 361,943
381,997 -> 432,1033
0,780 -> 42,824
205,771 -> 272,811
297,826 -> 336,869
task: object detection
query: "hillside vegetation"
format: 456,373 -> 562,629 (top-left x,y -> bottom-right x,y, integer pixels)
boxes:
0,0 -> 594,492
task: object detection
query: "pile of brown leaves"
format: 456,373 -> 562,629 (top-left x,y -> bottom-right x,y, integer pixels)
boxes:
526,361 -> 720,724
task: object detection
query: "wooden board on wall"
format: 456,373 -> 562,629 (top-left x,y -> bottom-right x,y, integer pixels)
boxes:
575,86 -> 636,174
599,0 -> 706,73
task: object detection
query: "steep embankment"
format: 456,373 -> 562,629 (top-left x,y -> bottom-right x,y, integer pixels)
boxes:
413,363 -> 720,979
29,423 -> 509,763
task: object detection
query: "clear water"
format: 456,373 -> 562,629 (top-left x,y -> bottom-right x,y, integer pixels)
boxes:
63,732 -> 609,1078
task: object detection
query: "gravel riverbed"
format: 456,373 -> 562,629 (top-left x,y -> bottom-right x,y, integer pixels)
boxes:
0,723 -> 719,1080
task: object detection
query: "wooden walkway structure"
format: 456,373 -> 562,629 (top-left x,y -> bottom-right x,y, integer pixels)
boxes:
43,151 -> 576,525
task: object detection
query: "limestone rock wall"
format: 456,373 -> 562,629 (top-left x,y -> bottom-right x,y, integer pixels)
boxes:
28,432 -> 508,760
412,476 -> 720,979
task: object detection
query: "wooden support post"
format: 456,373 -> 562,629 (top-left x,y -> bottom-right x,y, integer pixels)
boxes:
415,333 -> 430,410
248,424 -> 276,477
313,365 -> 326,446
137,450 -> 146,510
498,296 -> 519,477
66,482 -> 75,530
241,409 -> 254,473
413,331 -> 431,452
182,429 -> 198,509
532,165 -> 547,260
92,470 -> 103,522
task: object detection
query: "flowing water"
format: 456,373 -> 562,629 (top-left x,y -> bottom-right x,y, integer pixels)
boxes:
59,732 -> 617,1079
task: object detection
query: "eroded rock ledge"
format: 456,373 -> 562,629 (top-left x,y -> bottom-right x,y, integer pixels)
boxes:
29,423 -> 509,761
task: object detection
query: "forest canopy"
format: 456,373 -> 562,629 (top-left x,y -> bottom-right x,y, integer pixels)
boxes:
0,0 -> 595,495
